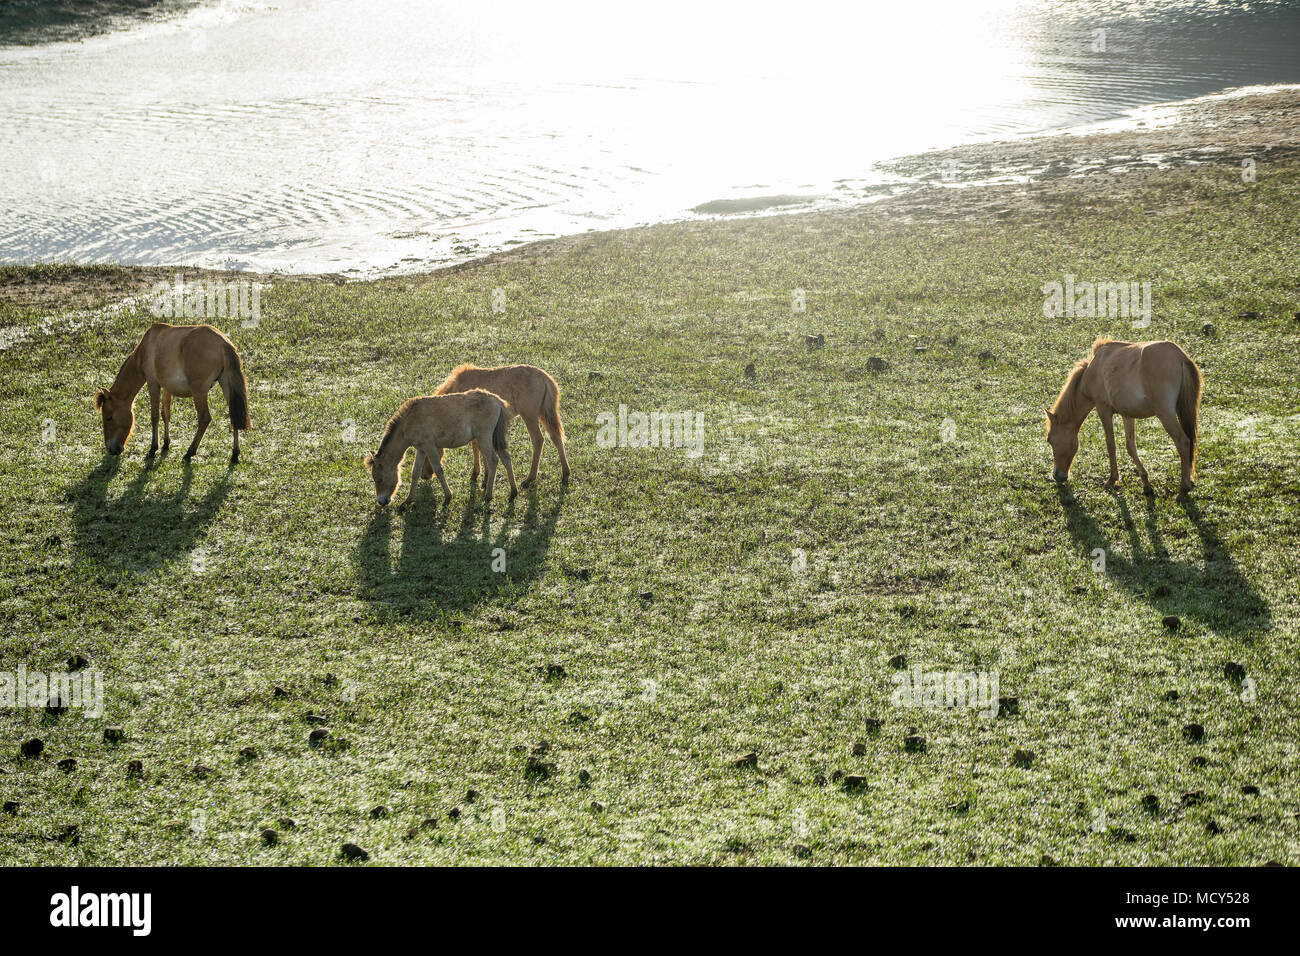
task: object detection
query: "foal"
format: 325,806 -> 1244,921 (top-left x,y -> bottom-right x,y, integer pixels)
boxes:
1046,338 -> 1202,495
429,364 -> 569,487
95,323 -> 250,464
365,389 -> 518,507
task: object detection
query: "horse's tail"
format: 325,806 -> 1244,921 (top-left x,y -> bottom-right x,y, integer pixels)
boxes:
492,402 -> 510,456
220,341 -> 251,431
1177,355 -> 1201,479
539,373 -> 565,442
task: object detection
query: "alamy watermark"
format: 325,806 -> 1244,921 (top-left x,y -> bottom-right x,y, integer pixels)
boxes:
595,405 -> 704,458
148,273 -> 263,328
50,886 -> 151,936
890,665 -> 999,719
1042,274 -> 1152,328
2,666 -> 104,718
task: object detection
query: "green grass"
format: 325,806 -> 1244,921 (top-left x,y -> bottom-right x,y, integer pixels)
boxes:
1,160 -> 1297,865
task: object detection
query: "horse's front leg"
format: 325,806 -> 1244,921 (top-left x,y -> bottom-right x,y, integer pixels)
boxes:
1097,406 -> 1120,488
427,446 -> 452,505
147,383 -> 161,456
403,449 -> 426,508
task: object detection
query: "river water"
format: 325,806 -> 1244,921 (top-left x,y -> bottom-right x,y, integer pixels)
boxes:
2,0 -> 1298,275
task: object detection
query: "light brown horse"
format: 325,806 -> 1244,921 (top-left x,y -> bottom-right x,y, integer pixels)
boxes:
365,388 -> 518,507
427,364 -> 569,487
95,323 -> 250,464
1047,338 -> 1201,495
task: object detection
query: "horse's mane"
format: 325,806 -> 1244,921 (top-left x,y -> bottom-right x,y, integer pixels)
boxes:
1049,358 -> 1090,427
434,363 -> 480,395
1049,339 -> 1117,429
374,397 -> 420,459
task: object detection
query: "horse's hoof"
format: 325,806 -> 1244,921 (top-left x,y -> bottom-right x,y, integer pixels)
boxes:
509,489 -> 518,501
1142,485 -> 1155,497
442,495 -> 452,506
147,446 -> 158,457
520,476 -> 535,488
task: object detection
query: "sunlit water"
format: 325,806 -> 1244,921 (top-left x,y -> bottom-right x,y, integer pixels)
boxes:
2,0 -> 1298,275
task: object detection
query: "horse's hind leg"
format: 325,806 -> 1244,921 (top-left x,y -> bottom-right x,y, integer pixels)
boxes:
1123,416 -> 1153,495
184,390 -> 212,461
147,383 -> 161,456
521,417 -> 543,487
1155,408 -> 1194,495
160,391 -> 172,451
480,441 -> 497,503
499,437 -> 518,501
542,417 -> 570,483
218,375 -> 240,465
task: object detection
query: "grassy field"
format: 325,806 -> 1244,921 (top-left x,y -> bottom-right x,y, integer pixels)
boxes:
1,153 -> 1297,865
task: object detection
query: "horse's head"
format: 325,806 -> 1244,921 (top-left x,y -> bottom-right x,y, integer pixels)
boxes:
96,388 -> 134,455
363,451 -> 400,506
1045,409 -> 1078,482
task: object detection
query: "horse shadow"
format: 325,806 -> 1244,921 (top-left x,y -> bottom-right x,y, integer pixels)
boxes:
67,454 -> 234,572
354,483 -> 565,620
1055,486 -> 1270,637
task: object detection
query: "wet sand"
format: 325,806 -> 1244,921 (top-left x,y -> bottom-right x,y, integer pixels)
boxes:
874,86 -> 1300,223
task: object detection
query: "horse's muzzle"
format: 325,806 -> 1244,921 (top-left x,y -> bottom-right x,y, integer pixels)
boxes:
1052,468 -> 1067,483
106,441 -> 123,456
376,494 -> 390,506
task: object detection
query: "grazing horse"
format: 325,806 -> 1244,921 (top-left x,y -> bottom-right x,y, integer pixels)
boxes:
428,364 -> 569,487
95,323 -> 250,464
1046,338 -> 1201,495
365,388 -> 518,507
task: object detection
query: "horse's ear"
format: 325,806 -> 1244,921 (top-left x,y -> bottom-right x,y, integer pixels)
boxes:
363,453 -> 374,470
1044,408 -> 1056,424
94,388 -> 108,409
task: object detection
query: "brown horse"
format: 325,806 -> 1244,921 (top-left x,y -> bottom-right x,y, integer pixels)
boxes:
96,323 -> 250,464
365,388 -> 518,507
1046,338 -> 1201,495
428,364 -> 569,487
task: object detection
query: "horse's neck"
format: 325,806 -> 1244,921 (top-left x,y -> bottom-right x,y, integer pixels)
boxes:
110,349 -> 146,399
376,417 -> 412,469
1063,368 -> 1095,427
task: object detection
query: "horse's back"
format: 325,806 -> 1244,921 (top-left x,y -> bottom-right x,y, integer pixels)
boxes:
441,364 -> 552,417
1141,339 -> 1194,370
1095,339 -> 1192,373
1094,340 -> 1195,415
410,389 -> 503,449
